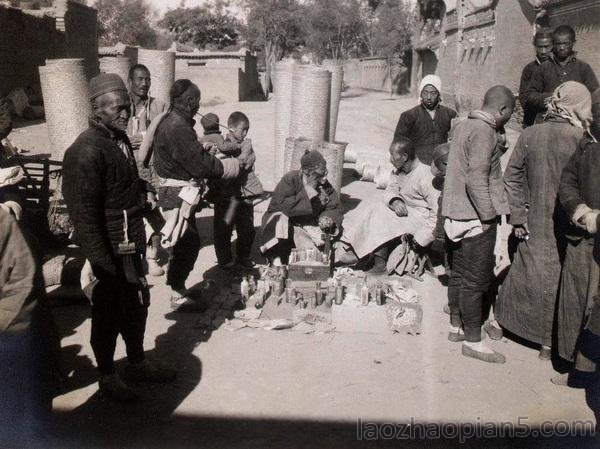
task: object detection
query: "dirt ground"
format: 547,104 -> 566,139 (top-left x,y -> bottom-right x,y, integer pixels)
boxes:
10,89 -> 600,448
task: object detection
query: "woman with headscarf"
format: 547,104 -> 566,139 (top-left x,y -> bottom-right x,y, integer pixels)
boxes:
497,81 -> 592,361
393,74 -> 458,165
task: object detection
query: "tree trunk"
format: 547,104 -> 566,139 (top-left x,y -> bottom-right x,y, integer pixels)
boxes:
263,40 -> 283,100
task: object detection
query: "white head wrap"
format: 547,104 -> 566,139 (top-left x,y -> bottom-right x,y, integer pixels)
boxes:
419,74 -> 442,95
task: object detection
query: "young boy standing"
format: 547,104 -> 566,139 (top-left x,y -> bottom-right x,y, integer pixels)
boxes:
209,111 -> 257,269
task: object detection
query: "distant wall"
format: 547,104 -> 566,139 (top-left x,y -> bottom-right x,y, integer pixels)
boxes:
0,1 -> 98,96
180,66 -> 241,103
0,6 -> 63,95
354,57 -> 410,94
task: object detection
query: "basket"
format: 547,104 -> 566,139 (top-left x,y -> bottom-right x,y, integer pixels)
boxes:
273,59 -> 296,180
320,141 -> 348,194
322,60 -> 344,142
99,56 -> 131,85
137,49 -> 175,105
290,65 -> 331,144
39,58 -> 91,159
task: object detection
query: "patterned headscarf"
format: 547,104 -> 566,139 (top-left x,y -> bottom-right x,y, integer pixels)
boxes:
544,81 -> 592,129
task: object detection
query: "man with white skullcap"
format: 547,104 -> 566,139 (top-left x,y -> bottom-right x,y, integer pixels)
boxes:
62,73 -> 176,402
393,74 -> 457,165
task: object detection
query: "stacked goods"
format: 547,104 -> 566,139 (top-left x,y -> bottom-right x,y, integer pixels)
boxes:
137,49 -> 175,105
321,59 -> 344,142
289,66 -> 331,144
273,59 -> 297,180
99,56 -> 131,84
39,58 -> 91,158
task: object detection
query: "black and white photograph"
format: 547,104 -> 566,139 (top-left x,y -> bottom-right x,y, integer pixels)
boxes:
1,0 -> 600,447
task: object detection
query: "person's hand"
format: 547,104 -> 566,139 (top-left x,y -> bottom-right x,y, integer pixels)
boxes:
319,215 -> 334,232
203,142 -> 218,155
389,199 -> 408,217
513,223 -> 529,240
582,210 -> 600,234
146,192 -> 158,211
129,133 -> 143,149
303,172 -> 320,190
237,152 -> 254,171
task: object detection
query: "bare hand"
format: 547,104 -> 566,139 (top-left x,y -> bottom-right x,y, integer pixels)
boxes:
130,133 -> 143,149
582,211 -> 600,234
390,199 -> 408,217
237,152 -> 254,171
513,223 -> 529,240
146,192 -> 158,211
319,215 -> 334,232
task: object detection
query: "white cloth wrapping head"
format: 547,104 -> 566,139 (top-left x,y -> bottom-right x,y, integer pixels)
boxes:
419,74 -> 442,95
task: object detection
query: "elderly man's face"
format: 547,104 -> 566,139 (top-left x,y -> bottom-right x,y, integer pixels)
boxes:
129,68 -> 151,99
534,37 -> 553,62
421,84 -> 440,110
389,144 -> 412,173
94,91 -> 131,132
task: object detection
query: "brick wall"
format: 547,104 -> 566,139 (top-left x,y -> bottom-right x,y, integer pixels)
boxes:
359,57 -> 410,94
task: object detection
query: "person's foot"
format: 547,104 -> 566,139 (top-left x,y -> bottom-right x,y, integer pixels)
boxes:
123,360 -> 177,384
448,326 -> 465,342
98,373 -> 138,402
483,321 -> 503,341
538,346 -> 552,361
551,370 -> 598,388
462,341 -> 506,363
237,258 -> 255,269
170,293 -> 197,311
146,258 -> 165,276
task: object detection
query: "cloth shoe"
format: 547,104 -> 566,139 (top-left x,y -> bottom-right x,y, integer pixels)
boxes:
483,321 -> 503,340
461,344 -> 506,364
123,360 -> 177,384
98,373 -> 138,402
551,370 -> 598,388
448,327 -> 465,342
538,346 -> 552,361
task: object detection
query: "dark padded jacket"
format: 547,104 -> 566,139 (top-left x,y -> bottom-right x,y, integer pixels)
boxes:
62,120 -> 147,279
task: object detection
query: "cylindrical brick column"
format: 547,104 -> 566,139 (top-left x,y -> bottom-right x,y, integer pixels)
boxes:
99,56 -> 131,85
39,58 -> 91,158
137,49 -> 175,105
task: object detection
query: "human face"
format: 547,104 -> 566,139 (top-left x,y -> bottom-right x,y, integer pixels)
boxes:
421,84 -> 440,110
305,165 -> 328,185
553,33 -> 575,62
389,145 -> 412,172
496,102 -> 515,128
534,37 -> 553,62
230,121 -> 249,143
94,90 -> 131,132
129,68 -> 151,99
188,88 -> 201,117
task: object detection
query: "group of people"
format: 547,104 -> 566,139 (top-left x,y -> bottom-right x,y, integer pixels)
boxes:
336,24 -> 600,383
1,22 -> 600,418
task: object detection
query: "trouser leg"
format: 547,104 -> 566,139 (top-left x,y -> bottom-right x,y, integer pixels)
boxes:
235,202 -> 256,260
120,283 -> 148,365
90,280 -> 122,375
457,225 -> 497,342
446,237 -> 462,328
166,223 -> 201,291
213,201 -> 234,265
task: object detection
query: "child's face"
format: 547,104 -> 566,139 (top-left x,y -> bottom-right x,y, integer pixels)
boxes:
230,121 -> 249,142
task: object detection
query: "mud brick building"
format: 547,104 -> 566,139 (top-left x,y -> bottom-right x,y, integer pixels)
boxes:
411,0 -> 600,124
0,0 -> 98,95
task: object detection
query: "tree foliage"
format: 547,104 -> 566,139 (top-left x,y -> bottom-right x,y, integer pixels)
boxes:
96,0 -> 157,48
369,0 -> 415,58
242,0 -> 305,96
303,0 -> 364,61
159,4 -> 240,50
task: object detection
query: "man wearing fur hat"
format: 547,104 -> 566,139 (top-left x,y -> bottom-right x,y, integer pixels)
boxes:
393,74 -> 457,165
62,73 -> 176,402
259,150 -> 343,265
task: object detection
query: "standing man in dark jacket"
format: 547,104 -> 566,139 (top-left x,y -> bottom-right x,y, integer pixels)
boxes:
394,74 -> 457,165
554,88 -> 600,387
62,73 -> 175,402
149,79 -> 246,308
442,85 -> 515,364
521,25 -> 599,124
518,28 -> 553,128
